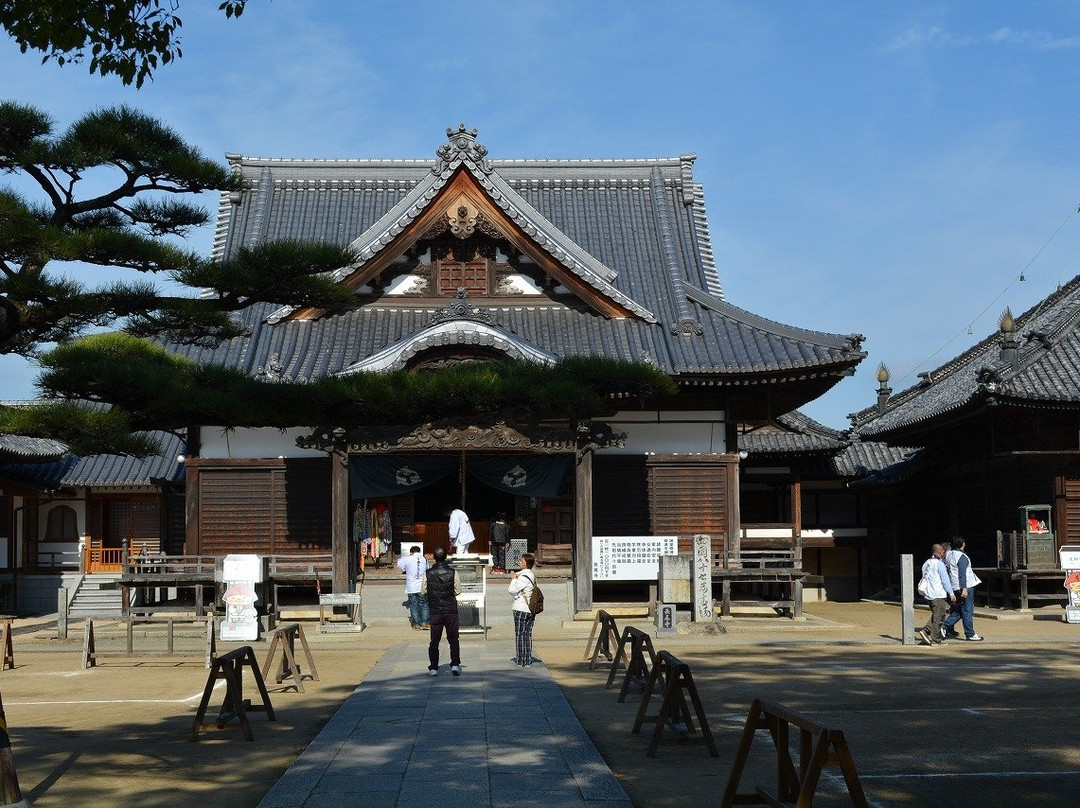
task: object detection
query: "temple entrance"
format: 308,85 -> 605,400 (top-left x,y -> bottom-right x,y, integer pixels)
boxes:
411,470 -> 517,556
348,452 -> 574,567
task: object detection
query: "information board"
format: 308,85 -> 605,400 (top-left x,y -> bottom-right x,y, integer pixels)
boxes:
592,536 -> 678,582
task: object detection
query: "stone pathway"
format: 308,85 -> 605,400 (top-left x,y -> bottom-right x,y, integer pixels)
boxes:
257,639 -> 632,808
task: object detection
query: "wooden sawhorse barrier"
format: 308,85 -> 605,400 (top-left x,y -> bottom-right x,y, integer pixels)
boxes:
632,650 -> 719,757
607,626 -> 656,702
721,698 -> 868,808
82,615 -> 217,670
190,646 -> 275,742
261,623 -> 319,693
0,620 -> 14,671
584,610 -> 621,670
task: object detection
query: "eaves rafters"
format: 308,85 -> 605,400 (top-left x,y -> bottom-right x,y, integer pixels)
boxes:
280,125 -> 655,324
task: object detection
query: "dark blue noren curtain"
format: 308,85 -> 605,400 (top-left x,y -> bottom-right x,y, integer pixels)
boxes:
350,454 -> 572,498
466,455 -> 571,497
349,456 -> 458,497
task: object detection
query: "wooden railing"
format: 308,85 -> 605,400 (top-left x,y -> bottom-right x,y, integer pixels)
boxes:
125,554 -> 217,577
85,543 -> 127,573
267,554 -> 333,579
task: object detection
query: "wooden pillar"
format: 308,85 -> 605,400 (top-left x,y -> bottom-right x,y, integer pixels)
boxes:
791,473 -> 802,535
331,448 -> 350,594
185,464 -> 201,556
574,451 -> 593,613
727,454 -> 742,558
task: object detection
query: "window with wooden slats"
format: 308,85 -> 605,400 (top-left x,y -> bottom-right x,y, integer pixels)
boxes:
646,456 -> 733,537
197,462 -> 331,556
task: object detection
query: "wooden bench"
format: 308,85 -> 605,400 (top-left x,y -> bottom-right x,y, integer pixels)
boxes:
712,547 -> 808,619
537,543 -> 573,566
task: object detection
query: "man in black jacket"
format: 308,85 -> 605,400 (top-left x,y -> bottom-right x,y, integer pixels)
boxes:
422,546 -> 462,676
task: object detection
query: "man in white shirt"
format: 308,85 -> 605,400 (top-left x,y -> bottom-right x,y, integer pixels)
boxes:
918,543 -> 956,646
448,508 -> 475,555
943,537 -> 983,641
396,545 -> 429,629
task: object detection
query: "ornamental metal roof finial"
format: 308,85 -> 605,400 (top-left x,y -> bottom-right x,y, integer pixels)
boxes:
433,124 -> 493,175
876,363 -> 892,412
999,307 -> 1019,370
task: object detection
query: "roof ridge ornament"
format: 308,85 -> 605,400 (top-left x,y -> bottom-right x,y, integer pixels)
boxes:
430,288 -> 494,326
433,124 -> 493,176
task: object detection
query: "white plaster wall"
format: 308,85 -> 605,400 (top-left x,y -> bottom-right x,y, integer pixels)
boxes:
37,497 -> 87,543
197,427 -> 327,459
596,410 -> 727,455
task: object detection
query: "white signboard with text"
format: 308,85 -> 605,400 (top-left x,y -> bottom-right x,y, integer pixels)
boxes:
592,536 -> 678,581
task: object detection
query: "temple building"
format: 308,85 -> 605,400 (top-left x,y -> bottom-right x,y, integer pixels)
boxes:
2,126 -> 866,613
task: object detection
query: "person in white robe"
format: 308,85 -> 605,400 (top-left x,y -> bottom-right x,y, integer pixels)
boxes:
448,508 -> 475,554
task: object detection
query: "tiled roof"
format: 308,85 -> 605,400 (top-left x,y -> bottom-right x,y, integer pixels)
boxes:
852,272 -> 1080,440
0,431 -> 184,489
0,434 -> 67,463
742,410 -> 917,479
186,129 -> 865,400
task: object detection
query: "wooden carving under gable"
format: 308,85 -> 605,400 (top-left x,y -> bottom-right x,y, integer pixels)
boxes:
296,419 -> 627,458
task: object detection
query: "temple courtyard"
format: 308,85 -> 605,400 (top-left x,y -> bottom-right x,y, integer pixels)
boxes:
1,600 -> 1077,807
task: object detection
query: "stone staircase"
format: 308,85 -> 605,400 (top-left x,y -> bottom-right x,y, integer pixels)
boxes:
65,573 -> 125,618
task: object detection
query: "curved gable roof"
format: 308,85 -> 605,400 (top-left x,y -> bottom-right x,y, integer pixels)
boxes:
189,127 -> 865,413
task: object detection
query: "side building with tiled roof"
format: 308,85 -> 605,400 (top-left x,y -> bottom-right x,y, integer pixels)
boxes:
146,125 -> 864,611
851,272 -> 1080,584
740,411 -> 917,600
0,431 -> 185,613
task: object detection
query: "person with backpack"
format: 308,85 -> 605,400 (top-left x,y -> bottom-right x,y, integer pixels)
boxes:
917,543 -> 956,646
508,552 -> 540,667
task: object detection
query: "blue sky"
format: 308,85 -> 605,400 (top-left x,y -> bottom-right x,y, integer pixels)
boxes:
3,1 -> 1080,429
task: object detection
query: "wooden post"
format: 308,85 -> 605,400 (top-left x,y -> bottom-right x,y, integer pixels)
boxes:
331,448 -> 350,597
574,450 -> 594,613
0,623 -> 12,672
0,689 -> 27,807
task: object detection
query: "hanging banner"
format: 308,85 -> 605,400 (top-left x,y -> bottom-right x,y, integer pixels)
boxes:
349,453 -> 571,498
349,455 -> 458,497
466,454 -> 571,497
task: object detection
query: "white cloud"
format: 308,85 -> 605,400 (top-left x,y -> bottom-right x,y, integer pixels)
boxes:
886,26 -> 1080,52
